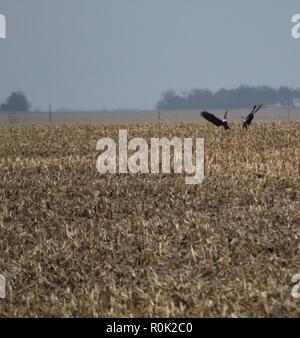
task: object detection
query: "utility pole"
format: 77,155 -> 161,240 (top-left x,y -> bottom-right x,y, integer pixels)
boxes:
49,103 -> 52,124
158,111 -> 161,136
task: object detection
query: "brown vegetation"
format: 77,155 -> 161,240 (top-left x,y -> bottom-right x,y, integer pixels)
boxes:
0,122 -> 299,317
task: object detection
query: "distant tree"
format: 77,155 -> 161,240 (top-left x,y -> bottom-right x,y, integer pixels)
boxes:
156,86 -> 300,110
157,90 -> 185,110
0,91 -> 31,112
277,86 -> 294,107
187,89 -> 212,109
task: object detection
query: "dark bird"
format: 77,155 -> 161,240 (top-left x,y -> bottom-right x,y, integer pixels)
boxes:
242,105 -> 262,130
201,110 -> 230,130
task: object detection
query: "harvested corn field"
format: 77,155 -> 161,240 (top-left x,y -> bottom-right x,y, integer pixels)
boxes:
0,122 -> 300,317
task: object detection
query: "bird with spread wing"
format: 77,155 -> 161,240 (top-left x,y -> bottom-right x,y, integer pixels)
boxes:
200,110 -> 230,130
201,105 -> 263,131
242,105 -> 262,130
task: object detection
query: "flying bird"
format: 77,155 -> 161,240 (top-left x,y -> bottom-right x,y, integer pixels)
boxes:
201,110 -> 230,130
242,105 -> 262,130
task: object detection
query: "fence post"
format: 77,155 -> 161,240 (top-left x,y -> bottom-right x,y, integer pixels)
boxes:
158,111 -> 161,136
49,103 -> 52,124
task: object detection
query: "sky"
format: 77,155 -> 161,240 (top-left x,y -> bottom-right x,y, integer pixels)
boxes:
0,0 -> 300,111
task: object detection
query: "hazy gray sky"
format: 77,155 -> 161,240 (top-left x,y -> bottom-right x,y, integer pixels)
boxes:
0,0 -> 300,110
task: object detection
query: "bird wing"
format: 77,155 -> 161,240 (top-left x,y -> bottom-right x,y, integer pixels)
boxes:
223,110 -> 229,120
201,111 -> 225,127
251,105 -> 257,114
253,104 -> 262,114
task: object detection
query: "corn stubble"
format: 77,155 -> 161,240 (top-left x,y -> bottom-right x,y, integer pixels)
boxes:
0,122 -> 299,317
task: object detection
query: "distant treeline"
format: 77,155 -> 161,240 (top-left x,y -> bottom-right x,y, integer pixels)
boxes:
156,86 -> 300,110
0,91 -> 31,112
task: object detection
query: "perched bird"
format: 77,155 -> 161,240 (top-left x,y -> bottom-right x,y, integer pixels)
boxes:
242,105 -> 262,130
200,110 -> 230,130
